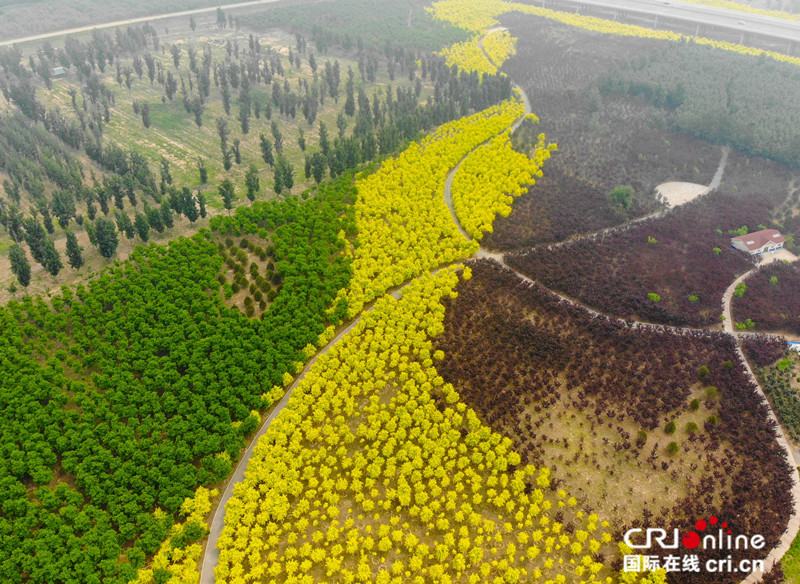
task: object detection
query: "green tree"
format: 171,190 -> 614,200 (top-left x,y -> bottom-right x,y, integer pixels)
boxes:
219,179 -> 236,213
94,217 -> 118,259
271,121 -> 283,153
182,188 -> 199,223
85,220 -> 97,246
115,211 -> 135,240
310,152 -> 327,184
170,44 -> 181,69
146,205 -> 164,233
319,122 -> 330,155
52,190 -> 76,228
134,212 -> 150,242
197,158 -> 208,184
160,157 -> 173,189
8,244 -> 31,286
197,192 -> 207,219
160,204 -> 174,229
274,156 -> 293,195
610,185 -> 634,209
216,116 -> 230,151
232,138 -> 241,165
141,103 -> 151,128
23,217 -> 48,264
245,165 -> 260,202
259,134 -> 274,166
65,230 -> 84,269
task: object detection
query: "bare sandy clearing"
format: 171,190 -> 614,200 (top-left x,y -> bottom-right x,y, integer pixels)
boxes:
656,181 -> 708,208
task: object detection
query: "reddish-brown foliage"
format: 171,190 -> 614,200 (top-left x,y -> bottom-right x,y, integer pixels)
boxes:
434,260 -> 792,583
733,262 -> 800,336
485,14 -> 720,251
505,192 -> 776,327
741,334 -> 790,369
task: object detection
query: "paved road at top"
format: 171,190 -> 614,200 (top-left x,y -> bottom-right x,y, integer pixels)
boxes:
0,0 -> 287,47
553,0 -> 800,43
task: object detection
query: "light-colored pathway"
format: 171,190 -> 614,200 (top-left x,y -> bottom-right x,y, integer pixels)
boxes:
721,264 -> 800,581
456,40 -> 799,580
199,36 -> 532,583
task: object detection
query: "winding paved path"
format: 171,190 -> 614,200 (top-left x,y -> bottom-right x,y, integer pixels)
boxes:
199,41 -> 533,584
456,33 -> 800,583
199,29 -> 799,584
199,297 -> 383,584
721,267 -> 800,581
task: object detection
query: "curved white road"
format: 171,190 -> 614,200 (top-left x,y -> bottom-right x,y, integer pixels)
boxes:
198,54 -> 534,584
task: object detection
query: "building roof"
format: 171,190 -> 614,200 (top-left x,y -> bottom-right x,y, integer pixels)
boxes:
731,229 -> 785,252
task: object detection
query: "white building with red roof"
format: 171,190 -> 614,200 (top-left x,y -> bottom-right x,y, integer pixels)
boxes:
730,229 -> 786,256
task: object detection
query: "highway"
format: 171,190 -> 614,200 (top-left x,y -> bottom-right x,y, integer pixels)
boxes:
548,0 -> 800,44
0,0 -> 286,48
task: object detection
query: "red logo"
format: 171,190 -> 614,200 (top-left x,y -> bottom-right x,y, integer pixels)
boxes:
683,516 -> 731,549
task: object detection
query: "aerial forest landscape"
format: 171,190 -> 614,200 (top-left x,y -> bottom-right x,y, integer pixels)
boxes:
3,0 -> 800,583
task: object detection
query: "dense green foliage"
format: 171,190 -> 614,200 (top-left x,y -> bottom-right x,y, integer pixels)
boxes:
249,0 -> 469,51
0,176 -> 355,583
760,355 -> 800,442
601,41 -> 800,167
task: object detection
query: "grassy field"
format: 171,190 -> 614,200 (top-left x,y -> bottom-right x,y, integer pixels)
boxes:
37,26 -> 429,206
